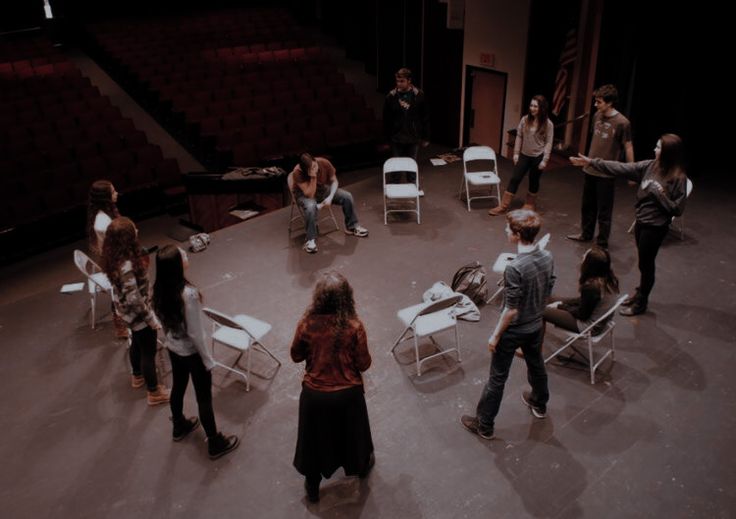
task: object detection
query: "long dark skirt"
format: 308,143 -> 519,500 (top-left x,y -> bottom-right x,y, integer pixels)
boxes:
294,384 -> 374,479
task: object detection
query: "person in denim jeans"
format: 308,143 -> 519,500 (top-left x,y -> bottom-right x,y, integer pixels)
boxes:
461,209 -> 555,439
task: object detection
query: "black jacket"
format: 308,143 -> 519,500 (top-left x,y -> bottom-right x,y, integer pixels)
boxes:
383,86 -> 429,144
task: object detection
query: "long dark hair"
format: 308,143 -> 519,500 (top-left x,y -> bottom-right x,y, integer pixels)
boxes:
87,180 -> 119,253
305,271 -> 357,330
101,217 -> 145,289
153,245 -> 192,337
527,95 -> 550,140
579,246 -> 619,294
657,133 -> 686,180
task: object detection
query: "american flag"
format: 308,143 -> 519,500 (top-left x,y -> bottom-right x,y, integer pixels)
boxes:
552,28 -> 577,116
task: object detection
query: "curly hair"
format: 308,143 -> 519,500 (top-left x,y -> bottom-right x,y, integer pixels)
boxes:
153,245 -> 194,338
101,217 -> 146,289
87,180 -> 119,254
305,271 -> 357,331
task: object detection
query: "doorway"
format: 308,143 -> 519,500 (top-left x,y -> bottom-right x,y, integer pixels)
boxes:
463,66 -> 507,153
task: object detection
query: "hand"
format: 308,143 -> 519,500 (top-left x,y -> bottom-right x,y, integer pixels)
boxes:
641,179 -> 652,189
513,154 -> 519,165
421,140 -> 429,147
569,153 -> 591,167
547,301 -> 562,308
488,334 -> 499,352
322,198 -> 332,207
650,180 -> 664,193
539,161 -> 547,171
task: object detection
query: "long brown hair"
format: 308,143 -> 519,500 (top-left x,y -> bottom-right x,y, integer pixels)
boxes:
657,133 -> 686,180
87,180 -> 119,253
579,246 -> 619,294
527,95 -> 550,140
305,271 -> 357,330
101,217 -> 146,289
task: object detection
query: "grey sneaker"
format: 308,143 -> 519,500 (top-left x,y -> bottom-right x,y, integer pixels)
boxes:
460,415 -> 494,439
303,239 -> 317,253
346,225 -> 369,237
521,391 -> 547,419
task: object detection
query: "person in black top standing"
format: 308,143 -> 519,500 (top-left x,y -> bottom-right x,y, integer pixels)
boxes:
383,68 -> 429,183
570,133 -> 688,316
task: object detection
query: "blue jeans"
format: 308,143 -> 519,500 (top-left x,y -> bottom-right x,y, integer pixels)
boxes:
297,188 -> 359,241
476,326 -> 548,430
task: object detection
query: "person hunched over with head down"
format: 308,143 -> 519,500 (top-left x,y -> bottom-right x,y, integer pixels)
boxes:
291,271 -> 375,503
101,217 -> 169,405
152,245 -> 239,459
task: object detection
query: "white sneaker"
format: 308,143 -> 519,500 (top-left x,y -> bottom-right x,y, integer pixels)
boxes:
303,239 -> 318,253
346,225 -> 369,237
418,189 -> 425,197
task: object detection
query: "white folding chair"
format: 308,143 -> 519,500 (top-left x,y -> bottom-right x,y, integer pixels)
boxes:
383,157 -> 421,224
391,294 -> 463,376
73,249 -> 113,329
627,177 -> 693,239
544,293 -> 628,384
459,145 -> 501,211
486,233 -> 551,303
202,307 -> 281,391
287,171 -> 340,239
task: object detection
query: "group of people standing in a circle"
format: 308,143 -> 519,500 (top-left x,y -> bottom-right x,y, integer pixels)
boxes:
82,77 -> 686,504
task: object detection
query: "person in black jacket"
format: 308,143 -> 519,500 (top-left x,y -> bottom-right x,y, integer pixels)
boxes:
570,133 -> 688,316
544,246 -> 619,334
383,68 -> 429,183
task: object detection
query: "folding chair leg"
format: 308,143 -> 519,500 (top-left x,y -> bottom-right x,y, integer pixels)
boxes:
90,290 -> 97,329
588,336 -> 595,384
414,335 -> 422,376
254,341 -> 282,366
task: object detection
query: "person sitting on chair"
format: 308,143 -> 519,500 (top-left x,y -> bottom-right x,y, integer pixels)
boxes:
543,246 -> 619,335
291,152 -> 368,254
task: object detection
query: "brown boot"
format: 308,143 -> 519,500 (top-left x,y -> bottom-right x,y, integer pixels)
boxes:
522,192 -> 538,211
488,191 -> 514,216
147,385 -> 170,406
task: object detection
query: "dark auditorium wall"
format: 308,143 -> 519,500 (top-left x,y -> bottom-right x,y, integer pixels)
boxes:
1,1 -> 46,32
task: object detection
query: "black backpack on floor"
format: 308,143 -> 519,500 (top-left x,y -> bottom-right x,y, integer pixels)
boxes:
451,261 -> 488,306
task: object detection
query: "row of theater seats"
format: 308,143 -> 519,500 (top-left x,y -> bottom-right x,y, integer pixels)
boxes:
84,8 -> 380,169
0,38 -> 182,235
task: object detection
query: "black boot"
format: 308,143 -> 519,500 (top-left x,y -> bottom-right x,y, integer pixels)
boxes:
620,297 -> 647,316
207,432 -> 239,460
172,416 -> 199,442
304,475 -> 321,503
622,289 -> 641,307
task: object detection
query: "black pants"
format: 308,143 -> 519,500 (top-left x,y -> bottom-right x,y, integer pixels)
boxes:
129,326 -> 158,391
507,153 -> 544,194
476,327 -> 548,429
581,175 -> 615,246
390,142 -> 418,183
543,306 -> 580,332
168,350 -> 218,438
634,222 -> 669,302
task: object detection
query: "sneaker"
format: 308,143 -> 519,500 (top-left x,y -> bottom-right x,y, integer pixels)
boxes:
131,374 -> 145,388
460,415 -> 494,439
303,239 -> 317,253
147,385 -> 170,406
565,233 -> 592,243
208,432 -> 239,460
418,189 -> 425,197
172,416 -> 199,441
346,225 -> 369,237
521,391 -> 547,419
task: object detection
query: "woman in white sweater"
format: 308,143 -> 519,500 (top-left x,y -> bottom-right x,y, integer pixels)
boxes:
152,245 -> 239,459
